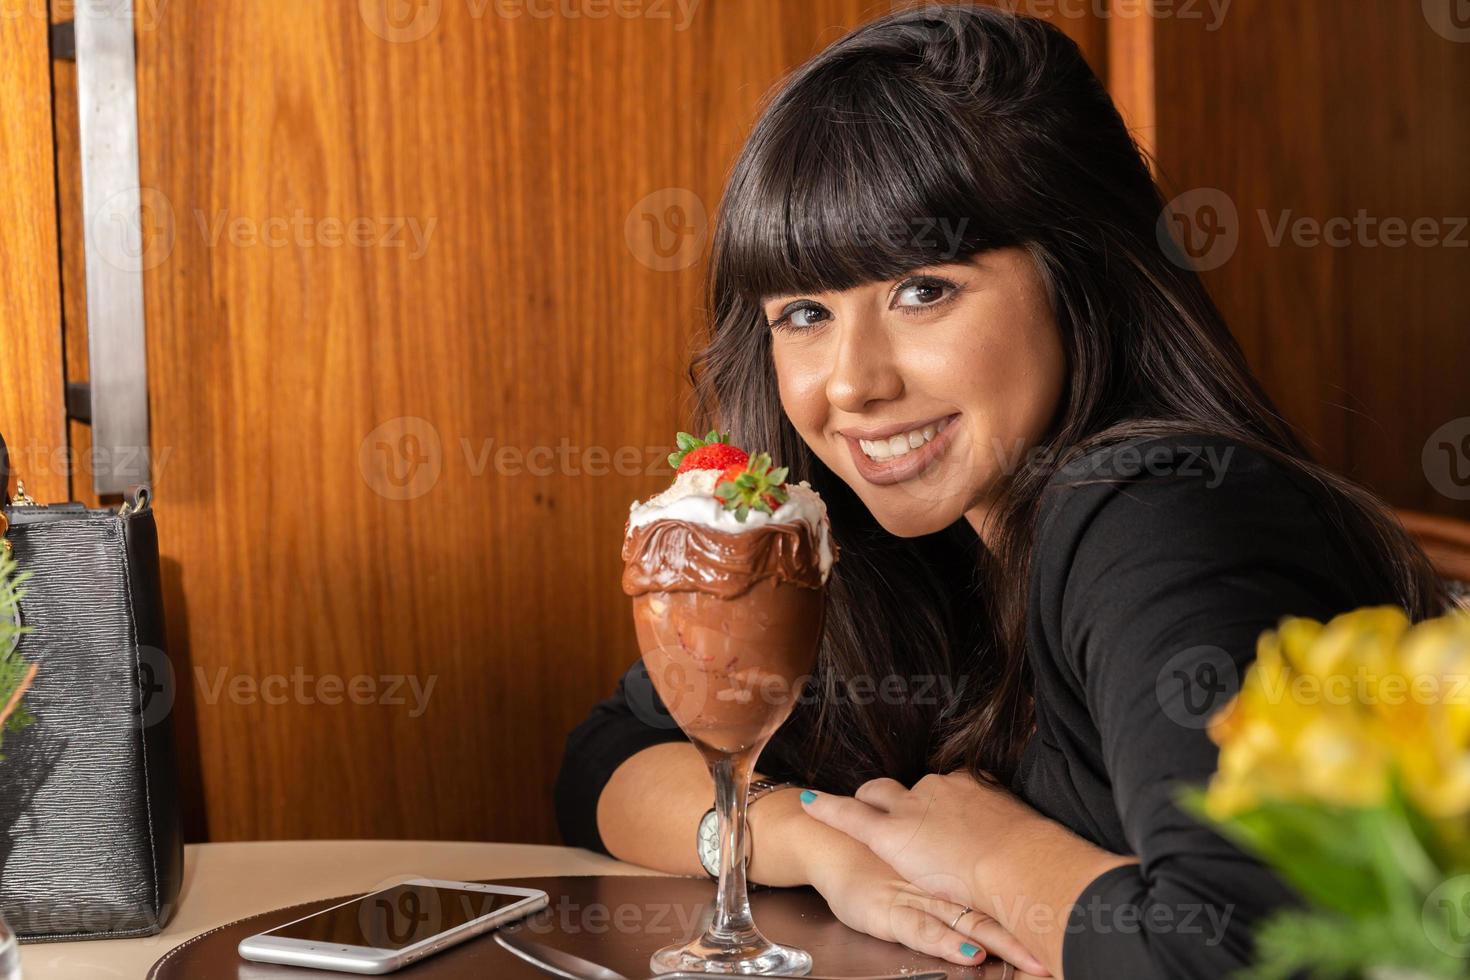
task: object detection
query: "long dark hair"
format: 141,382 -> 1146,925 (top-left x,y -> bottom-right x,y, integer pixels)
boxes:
689,5 -> 1445,791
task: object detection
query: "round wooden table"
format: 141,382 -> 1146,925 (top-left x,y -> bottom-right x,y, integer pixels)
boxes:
18,840 -> 664,979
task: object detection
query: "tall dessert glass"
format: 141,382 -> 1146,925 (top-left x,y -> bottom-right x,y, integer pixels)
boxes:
622,453 -> 833,976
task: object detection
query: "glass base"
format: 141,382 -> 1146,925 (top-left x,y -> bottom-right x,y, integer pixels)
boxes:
649,934 -> 812,976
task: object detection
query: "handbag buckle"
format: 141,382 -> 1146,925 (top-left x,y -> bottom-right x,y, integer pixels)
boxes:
10,479 -> 38,507
2,477 -> 39,557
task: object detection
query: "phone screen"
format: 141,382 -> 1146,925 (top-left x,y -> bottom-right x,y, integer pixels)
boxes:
264,884 -> 527,951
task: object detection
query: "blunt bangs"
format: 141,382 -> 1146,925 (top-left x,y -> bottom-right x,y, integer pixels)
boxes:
717,59 -> 1020,305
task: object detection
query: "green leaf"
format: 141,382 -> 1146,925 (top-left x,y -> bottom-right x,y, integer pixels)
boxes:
676,432 -> 700,450
1381,773 -> 1452,892
1421,872 -> 1470,965
0,549 -> 38,759
1239,907 -> 1466,980
710,449 -> 791,518
1179,789 -> 1392,917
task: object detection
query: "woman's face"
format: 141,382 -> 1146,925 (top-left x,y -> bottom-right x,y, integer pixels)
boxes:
763,247 -> 1066,540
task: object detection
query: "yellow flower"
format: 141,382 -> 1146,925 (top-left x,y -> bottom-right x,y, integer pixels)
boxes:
1203,607 -> 1470,842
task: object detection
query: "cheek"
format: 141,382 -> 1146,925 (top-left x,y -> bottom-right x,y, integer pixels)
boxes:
1007,309 -> 1067,437
771,343 -> 829,436
952,304 -> 1064,447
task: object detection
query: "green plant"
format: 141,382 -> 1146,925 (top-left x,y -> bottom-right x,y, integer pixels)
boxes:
1186,607 -> 1470,979
0,548 -> 36,758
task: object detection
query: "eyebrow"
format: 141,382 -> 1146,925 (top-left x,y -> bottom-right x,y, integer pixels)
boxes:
758,290 -> 821,311
760,292 -> 800,306
759,262 -> 977,307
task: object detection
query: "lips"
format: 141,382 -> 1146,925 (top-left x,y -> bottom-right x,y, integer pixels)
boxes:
856,417 -> 952,462
839,413 -> 961,487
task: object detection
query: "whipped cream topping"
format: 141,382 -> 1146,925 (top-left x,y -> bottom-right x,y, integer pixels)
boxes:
627,468 -> 834,581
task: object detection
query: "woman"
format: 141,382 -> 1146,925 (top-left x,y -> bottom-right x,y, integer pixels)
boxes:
555,7 -> 1446,978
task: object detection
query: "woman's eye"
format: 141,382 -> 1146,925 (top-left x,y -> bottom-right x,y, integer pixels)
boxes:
894,277 -> 954,309
789,305 -> 829,328
766,278 -> 956,331
768,303 -> 830,331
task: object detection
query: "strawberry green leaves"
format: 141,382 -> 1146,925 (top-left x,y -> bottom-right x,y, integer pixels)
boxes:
668,429 -> 734,471
714,452 -> 789,522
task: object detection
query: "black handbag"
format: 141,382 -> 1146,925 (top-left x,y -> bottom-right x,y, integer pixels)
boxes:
0,431 -> 184,940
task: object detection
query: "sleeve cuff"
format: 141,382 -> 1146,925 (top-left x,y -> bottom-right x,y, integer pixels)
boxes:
1062,863 -> 1155,980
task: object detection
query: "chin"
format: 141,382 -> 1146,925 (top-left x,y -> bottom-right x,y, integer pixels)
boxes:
860,496 -> 967,538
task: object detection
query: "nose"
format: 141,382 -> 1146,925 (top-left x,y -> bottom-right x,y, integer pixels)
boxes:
824,312 -> 903,414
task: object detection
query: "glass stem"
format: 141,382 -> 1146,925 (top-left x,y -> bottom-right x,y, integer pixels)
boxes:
708,752 -> 757,943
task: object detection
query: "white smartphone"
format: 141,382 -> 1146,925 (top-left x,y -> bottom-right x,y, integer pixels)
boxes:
237,877 -> 549,974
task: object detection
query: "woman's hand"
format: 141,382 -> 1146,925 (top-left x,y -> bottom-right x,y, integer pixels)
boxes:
805,833 -> 1050,974
751,782 -> 1049,973
801,772 -> 1036,907
801,772 -> 1133,976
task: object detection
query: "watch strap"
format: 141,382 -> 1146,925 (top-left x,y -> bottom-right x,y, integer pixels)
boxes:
747,779 -> 795,803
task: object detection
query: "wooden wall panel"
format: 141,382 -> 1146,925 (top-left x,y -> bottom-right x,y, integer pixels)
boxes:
47,1 -> 109,513
0,3 -> 67,504
22,0 -> 1460,848
1149,0 -> 1470,518
1106,3 -> 1155,166
130,0 -> 1107,842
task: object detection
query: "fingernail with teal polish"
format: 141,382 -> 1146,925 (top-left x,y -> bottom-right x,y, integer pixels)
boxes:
959,942 -> 980,959
799,790 -> 817,804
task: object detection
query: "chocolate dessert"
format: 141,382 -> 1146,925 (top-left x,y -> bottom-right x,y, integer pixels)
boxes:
623,431 -> 836,975
622,436 -> 835,760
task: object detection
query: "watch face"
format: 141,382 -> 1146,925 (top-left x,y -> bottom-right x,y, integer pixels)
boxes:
697,810 -> 721,876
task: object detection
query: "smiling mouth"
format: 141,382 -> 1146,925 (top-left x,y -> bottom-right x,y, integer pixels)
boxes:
856,417 -> 954,462
839,413 -> 961,487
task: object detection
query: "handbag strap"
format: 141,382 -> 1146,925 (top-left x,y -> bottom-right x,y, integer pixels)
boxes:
0,431 -> 10,554
0,433 -> 42,511
0,429 -> 10,509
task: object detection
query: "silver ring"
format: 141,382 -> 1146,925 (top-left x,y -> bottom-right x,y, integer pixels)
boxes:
948,905 -> 973,931
1000,963 -> 1014,979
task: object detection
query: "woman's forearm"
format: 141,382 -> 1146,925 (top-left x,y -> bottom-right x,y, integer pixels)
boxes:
596,741 -> 712,875
970,814 -> 1135,975
594,741 -> 845,887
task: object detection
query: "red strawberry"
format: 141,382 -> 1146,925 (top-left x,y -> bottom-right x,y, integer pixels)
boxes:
714,453 -> 790,521
679,443 -> 749,474
715,462 -> 747,484
669,430 -> 749,473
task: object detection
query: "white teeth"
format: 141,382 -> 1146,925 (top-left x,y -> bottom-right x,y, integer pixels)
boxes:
857,419 -> 951,463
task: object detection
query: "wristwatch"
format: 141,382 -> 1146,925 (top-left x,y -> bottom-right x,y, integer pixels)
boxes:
697,779 -> 796,879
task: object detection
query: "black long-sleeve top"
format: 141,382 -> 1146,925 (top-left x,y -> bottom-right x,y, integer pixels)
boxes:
554,434 -> 1399,978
